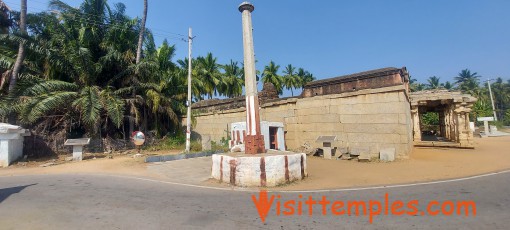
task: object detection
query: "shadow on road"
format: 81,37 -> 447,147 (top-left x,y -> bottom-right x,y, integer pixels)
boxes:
0,184 -> 36,203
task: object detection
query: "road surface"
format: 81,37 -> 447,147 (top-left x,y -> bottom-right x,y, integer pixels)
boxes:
1,171 -> 509,229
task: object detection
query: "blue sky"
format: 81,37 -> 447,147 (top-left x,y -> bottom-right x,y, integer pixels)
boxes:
4,0 -> 510,95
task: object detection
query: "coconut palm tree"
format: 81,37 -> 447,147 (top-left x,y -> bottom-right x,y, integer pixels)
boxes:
490,78 -> 510,119
219,60 -> 244,98
136,0 -> 147,64
460,77 -> 482,97
297,67 -> 315,89
177,57 -> 204,101
426,76 -> 441,89
196,53 -> 220,99
455,69 -> 480,84
8,0 -> 26,104
407,75 -> 426,92
455,69 -> 480,94
6,79 -> 125,133
282,64 -> 301,96
262,61 -> 283,94
442,81 -> 454,90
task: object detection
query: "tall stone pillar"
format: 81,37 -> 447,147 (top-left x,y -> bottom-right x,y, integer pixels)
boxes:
411,106 -> 421,141
439,110 -> 446,137
454,104 -> 475,148
239,2 -> 265,154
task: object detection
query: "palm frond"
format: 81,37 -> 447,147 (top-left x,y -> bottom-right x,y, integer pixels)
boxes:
100,88 -> 125,128
72,86 -> 101,127
19,91 -> 77,124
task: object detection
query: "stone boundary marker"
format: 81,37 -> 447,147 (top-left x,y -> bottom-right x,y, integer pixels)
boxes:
145,150 -> 224,163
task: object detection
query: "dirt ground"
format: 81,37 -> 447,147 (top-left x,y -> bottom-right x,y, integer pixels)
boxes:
1,136 -> 509,190
0,150 -> 181,180
279,135 -> 510,190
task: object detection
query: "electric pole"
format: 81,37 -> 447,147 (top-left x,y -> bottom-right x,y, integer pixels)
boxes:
185,28 -> 193,152
487,79 -> 498,121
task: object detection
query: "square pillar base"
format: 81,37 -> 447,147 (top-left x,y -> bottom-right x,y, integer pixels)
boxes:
245,135 -> 265,154
72,146 -> 83,161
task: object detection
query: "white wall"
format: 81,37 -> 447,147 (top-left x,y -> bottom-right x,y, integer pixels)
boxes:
0,135 -> 24,167
230,121 -> 285,151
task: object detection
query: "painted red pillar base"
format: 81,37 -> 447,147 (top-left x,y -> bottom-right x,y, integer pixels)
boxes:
244,135 -> 266,154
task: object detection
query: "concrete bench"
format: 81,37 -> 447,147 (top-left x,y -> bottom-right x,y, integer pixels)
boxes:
64,138 -> 90,161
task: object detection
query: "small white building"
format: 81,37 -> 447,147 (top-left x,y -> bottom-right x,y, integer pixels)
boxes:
0,123 -> 30,167
230,121 -> 285,151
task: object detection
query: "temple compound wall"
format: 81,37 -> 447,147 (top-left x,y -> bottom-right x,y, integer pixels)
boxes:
188,67 -> 414,158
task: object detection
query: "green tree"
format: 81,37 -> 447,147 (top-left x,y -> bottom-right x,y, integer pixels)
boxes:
219,60 -> 244,98
7,0 -> 26,123
455,69 -> 480,93
297,67 -> 315,88
177,57 -> 204,101
196,52 -> 220,99
408,75 -> 425,92
490,78 -> 510,120
136,0 -> 147,64
442,81 -> 454,90
282,64 -> 301,96
426,76 -> 441,89
262,60 -> 283,94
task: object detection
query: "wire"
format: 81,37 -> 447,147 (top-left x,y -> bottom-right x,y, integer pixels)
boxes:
3,0 -> 189,41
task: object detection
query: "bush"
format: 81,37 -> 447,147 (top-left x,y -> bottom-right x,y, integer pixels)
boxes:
421,112 -> 439,126
503,109 -> 510,126
190,141 -> 202,152
211,140 -> 230,152
148,133 -> 186,150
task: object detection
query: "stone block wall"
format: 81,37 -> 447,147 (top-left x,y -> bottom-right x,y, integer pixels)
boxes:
188,85 -> 413,158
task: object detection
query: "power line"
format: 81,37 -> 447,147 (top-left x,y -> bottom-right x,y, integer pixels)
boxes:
23,0 -> 187,38
3,0 -> 188,41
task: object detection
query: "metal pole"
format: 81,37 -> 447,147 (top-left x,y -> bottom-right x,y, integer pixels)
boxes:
185,28 -> 192,152
487,79 -> 498,121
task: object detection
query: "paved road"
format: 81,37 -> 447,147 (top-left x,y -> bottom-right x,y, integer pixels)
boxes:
0,171 -> 509,229
147,157 -> 212,185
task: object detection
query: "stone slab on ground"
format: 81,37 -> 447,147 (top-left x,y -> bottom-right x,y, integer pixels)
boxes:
358,152 -> 371,162
39,162 -> 56,167
380,148 -> 396,162
337,147 -> 349,155
489,131 -> 510,137
350,146 -> 369,156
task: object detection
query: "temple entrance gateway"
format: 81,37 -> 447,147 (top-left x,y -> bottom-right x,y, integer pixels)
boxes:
410,90 -> 477,148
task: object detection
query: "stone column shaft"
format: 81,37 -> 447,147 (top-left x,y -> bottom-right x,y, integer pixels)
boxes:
239,2 -> 265,154
411,106 -> 421,141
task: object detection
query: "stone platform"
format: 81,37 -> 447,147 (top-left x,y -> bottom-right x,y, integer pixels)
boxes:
211,150 -> 307,187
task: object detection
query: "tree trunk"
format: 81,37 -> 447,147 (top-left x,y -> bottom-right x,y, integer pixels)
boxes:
131,0 -> 147,135
7,0 -> 27,124
135,0 -> 148,64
